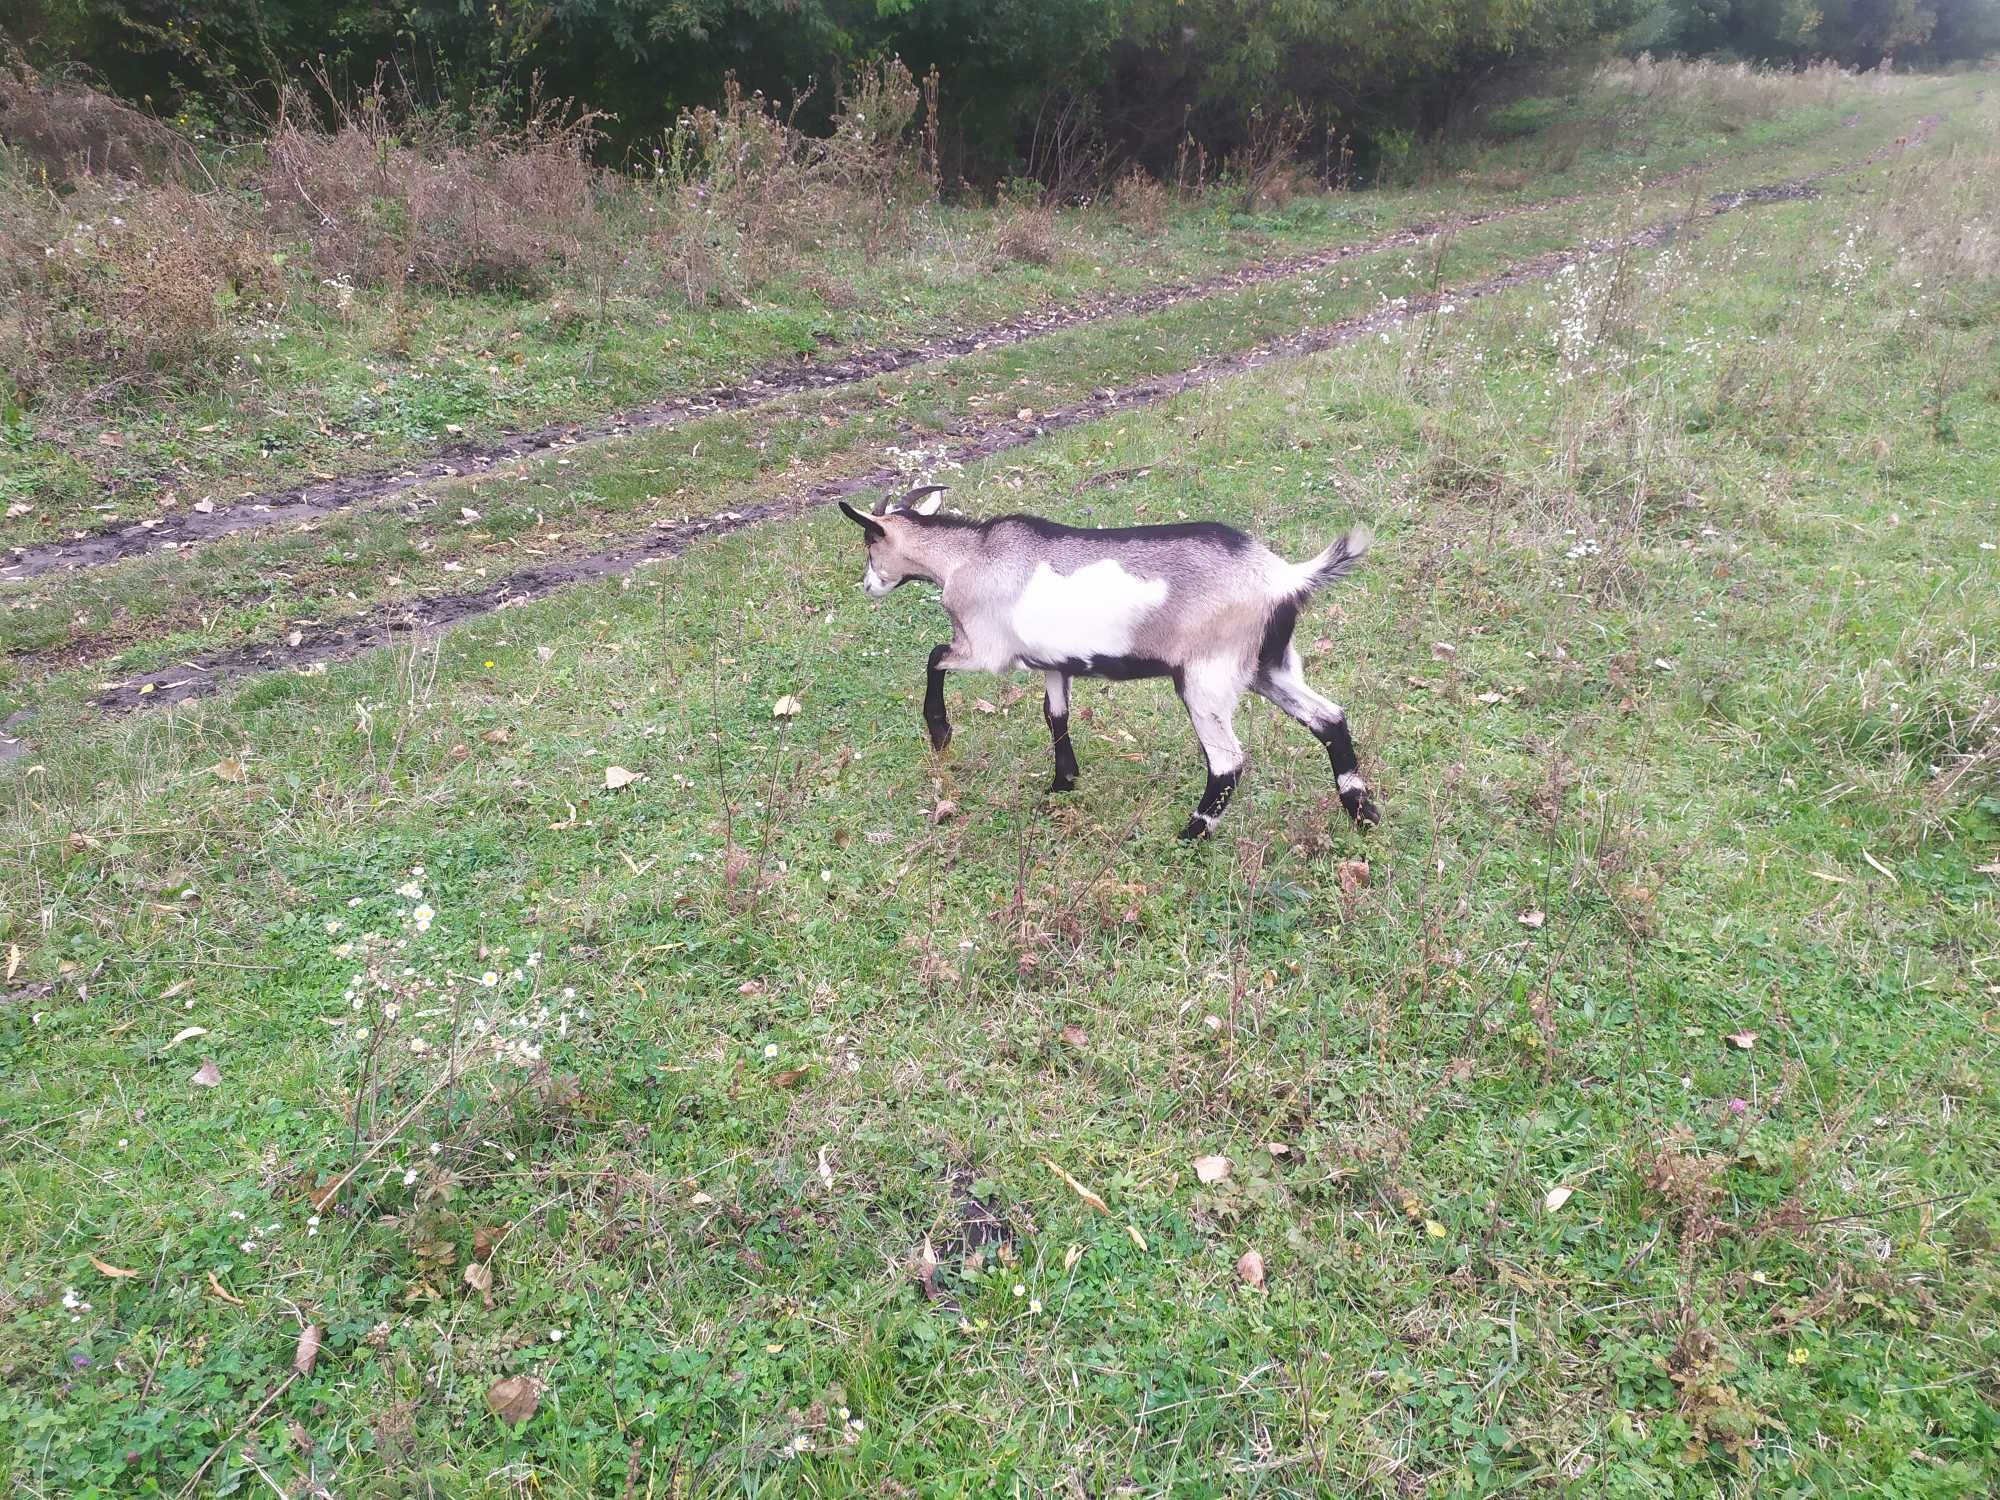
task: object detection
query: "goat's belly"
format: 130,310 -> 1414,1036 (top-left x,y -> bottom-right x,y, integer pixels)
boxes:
1007,560 -> 1170,672
1022,652 -> 1173,681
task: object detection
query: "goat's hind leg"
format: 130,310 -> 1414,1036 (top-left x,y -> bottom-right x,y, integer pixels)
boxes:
923,643 -> 953,751
1254,647 -> 1380,828
1044,671 -> 1079,792
1175,661 -> 1248,840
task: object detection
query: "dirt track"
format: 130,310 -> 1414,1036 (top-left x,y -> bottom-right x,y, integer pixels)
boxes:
0,115 -> 1941,746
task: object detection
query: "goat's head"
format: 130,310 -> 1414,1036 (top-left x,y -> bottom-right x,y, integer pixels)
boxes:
839,485 -> 949,597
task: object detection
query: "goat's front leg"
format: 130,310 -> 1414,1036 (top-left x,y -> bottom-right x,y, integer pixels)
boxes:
1044,671 -> 1078,792
1175,662 -> 1247,840
923,643 -> 954,751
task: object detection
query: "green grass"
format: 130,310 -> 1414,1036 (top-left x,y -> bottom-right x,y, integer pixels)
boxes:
0,70 -> 1957,556
2,73 -> 1997,1499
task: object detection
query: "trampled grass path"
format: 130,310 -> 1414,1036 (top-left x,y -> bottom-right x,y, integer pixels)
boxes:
0,117 -> 1930,583
79,121 -> 1941,718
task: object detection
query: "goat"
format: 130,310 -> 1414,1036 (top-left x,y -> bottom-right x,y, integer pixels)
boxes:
840,485 -> 1380,839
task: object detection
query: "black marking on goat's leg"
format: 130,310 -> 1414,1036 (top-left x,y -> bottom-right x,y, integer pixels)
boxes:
1179,768 -> 1240,840
1044,671 -> 1078,792
1175,664 -> 1248,840
924,643 -> 953,752
1252,647 -> 1380,830
1318,716 -> 1380,828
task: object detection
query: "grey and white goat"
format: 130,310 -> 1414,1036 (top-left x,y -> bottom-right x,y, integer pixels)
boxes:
840,485 -> 1380,839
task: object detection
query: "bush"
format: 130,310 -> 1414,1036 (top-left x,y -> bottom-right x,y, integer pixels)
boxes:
0,57 -> 192,189
994,202 -> 1062,266
257,82 -> 604,296
1110,164 -> 1169,233
4,178 -> 275,399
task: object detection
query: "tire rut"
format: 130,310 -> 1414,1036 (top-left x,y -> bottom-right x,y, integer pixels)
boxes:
0,113 -> 1942,746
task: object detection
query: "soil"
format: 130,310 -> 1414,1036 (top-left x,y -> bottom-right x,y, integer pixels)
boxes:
0,115 -> 1943,745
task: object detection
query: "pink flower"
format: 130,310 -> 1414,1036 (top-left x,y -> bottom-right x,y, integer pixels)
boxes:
1727,1098 -> 1748,1115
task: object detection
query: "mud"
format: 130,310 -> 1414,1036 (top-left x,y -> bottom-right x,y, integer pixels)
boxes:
7,114 -> 1947,731
8,118 -> 1938,584
7,175 -> 1724,581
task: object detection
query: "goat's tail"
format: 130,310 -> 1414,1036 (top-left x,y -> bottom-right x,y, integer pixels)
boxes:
1292,524 -> 1373,595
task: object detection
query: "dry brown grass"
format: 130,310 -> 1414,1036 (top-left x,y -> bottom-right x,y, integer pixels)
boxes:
0,55 -> 193,188
3,177 -> 275,400
993,202 -> 1062,266
1598,54 -> 1898,129
256,82 -> 604,296
1109,164 -> 1169,233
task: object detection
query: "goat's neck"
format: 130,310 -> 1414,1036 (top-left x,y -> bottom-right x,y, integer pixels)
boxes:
906,527 -> 980,591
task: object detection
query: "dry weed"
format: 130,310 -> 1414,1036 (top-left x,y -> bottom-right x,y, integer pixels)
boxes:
1110,164 -> 1169,233
0,57 -> 193,188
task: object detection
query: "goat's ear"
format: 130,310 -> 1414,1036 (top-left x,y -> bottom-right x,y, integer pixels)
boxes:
905,484 -> 949,516
838,500 -> 885,540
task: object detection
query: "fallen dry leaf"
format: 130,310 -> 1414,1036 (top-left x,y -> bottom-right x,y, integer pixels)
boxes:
210,757 -> 246,784
973,698 -> 998,715
292,1324 -> 322,1378
1059,1023 -> 1089,1048
5,943 -> 19,981
90,1255 -> 139,1279
770,1066 -> 811,1089
930,798 -> 957,824
1475,690 -> 1506,705
481,727 -> 511,745
163,1025 -> 208,1051
1064,1242 -> 1086,1272
603,765 -> 643,790
1518,910 -> 1546,929
772,694 -> 803,718
1235,1248 -> 1266,1289
464,1260 -> 495,1307
1543,1185 -> 1574,1212
1726,1030 -> 1759,1050
1336,858 -> 1370,894
1265,1142 -> 1291,1157
191,1058 -> 222,1088
487,1374 -> 542,1426
1126,1223 -> 1148,1251
914,1235 -> 942,1301
1193,1154 -> 1232,1186
817,1146 -> 835,1191
1042,1155 -> 1109,1214
207,1270 -> 245,1305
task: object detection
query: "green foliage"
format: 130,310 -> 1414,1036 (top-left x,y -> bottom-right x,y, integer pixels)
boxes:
1633,0 -> 2000,66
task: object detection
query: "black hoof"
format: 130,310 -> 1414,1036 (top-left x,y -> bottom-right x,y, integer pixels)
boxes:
926,721 -> 953,752
1344,794 -> 1381,829
1178,816 -> 1213,841
1050,776 -> 1077,794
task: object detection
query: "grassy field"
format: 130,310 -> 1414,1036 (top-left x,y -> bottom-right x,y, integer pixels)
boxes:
3,64 -> 1997,1498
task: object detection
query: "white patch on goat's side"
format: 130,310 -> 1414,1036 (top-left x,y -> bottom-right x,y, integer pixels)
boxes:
1011,560 -> 1168,662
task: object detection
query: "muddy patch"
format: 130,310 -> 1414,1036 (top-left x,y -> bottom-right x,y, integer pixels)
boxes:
7,118 -> 1940,585
0,126 -> 1942,743
3,205 -> 1569,581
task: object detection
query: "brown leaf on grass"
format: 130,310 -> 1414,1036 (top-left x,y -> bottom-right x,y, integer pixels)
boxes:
487,1374 -> 542,1426
913,1235 -> 943,1302
1336,859 -> 1370,894
472,1225 -> 503,1262
90,1255 -> 139,1279
163,1025 -> 207,1051
305,1177 -> 341,1212
191,1058 -> 222,1088
287,1419 -> 314,1454
1042,1155 -> 1108,1214
1726,1030 -> 1758,1050
772,694 -> 803,718
1543,1185 -> 1574,1212
1518,910 -> 1546,929
973,698 -> 998,715
5,943 -> 18,981
1235,1249 -> 1266,1289
1193,1154 -> 1232,1186
603,765 -> 642,790
930,798 -> 957,824
480,727 -> 511,745
207,1270 -> 245,1305
463,1260 -> 495,1308
770,1066 -> 811,1089
210,757 -> 246,783
1059,1024 -> 1089,1048
292,1324 -> 322,1378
